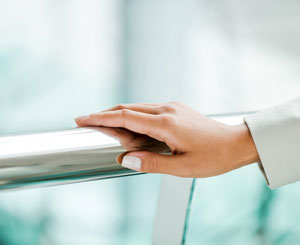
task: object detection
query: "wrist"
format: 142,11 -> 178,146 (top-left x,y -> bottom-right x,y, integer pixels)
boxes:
228,123 -> 260,170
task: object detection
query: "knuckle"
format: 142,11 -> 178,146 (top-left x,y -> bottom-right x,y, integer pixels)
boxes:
163,104 -> 177,113
160,114 -> 173,126
120,108 -> 130,117
144,153 -> 159,173
115,104 -> 127,110
120,109 -> 131,127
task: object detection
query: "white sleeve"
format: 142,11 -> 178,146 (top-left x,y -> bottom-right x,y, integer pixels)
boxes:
244,96 -> 300,189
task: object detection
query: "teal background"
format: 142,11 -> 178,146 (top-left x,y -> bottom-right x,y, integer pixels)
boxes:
1,0 -> 300,244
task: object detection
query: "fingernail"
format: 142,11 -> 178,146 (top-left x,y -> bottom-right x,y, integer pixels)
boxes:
74,115 -> 88,121
122,156 -> 141,171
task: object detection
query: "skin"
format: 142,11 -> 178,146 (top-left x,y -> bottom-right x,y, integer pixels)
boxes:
75,102 -> 260,178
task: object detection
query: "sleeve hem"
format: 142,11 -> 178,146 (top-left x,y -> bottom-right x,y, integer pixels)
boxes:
244,116 -> 274,189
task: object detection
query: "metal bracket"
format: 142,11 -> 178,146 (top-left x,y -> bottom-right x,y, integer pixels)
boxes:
153,175 -> 194,245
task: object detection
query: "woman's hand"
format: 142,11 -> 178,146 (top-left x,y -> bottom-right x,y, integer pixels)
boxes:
75,102 -> 259,178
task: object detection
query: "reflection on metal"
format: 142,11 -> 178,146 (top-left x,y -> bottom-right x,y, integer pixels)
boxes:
153,176 -> 194,245
0,127 -> 169,190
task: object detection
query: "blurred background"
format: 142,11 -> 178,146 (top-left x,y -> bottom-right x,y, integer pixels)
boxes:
1,0 -> 300,244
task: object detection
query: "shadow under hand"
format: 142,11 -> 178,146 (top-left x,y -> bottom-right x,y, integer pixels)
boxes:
90,127 -> 171,163
92,127 -> 171,163
96,127 -> 170,153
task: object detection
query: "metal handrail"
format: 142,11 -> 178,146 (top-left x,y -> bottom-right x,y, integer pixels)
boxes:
0,126 -> 171,190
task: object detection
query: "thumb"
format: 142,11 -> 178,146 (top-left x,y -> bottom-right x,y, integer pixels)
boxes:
119,151 -> 189,177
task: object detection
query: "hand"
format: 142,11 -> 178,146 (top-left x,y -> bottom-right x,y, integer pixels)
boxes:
75,102 -> 259,178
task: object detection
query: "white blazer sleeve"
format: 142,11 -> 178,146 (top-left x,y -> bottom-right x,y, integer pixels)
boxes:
244,96 -> 300,189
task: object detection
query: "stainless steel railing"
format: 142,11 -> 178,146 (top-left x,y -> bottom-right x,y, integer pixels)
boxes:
0,127 -> 170,190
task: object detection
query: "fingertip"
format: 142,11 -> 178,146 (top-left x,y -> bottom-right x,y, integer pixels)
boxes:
121,155 -> 142,171
74,120 -> 84,127
74,115 -> 88,122
116,152 -> 129,164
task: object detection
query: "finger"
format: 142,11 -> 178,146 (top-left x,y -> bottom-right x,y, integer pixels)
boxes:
120,151 -> 191,177
94,127 -> 134,140
75,110 -> 167,141
102,103 -> 162,115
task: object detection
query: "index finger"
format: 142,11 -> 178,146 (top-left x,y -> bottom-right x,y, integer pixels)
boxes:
75,110 -> 167,142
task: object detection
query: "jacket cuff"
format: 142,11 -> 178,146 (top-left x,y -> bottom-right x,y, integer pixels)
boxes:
244,97 -> 300,189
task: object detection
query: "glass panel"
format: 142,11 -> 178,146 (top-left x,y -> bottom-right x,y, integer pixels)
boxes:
180,1 -> 300,244
185,170 -> 300,244
185,165 -> 268,244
